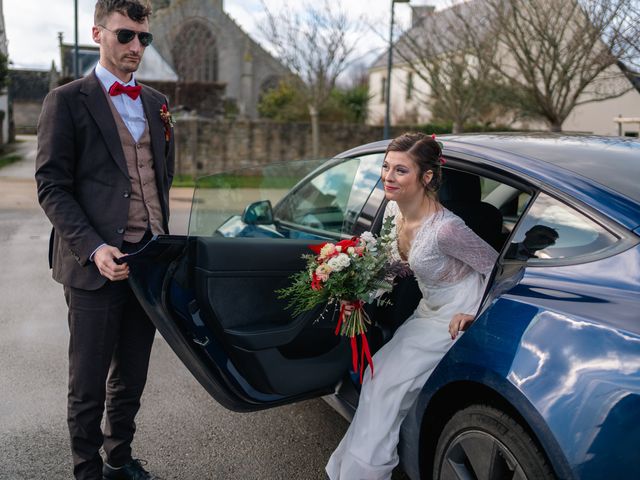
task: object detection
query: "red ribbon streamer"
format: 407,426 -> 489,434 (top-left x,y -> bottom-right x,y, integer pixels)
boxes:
351,336 -> 359,374
336,301 -> 374,384
359,334 -> 374,383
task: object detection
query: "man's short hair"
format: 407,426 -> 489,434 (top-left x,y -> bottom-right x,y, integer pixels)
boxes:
94,0 -> 152,25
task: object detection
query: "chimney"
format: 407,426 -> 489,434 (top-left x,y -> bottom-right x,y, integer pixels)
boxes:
411,5 -> 436,27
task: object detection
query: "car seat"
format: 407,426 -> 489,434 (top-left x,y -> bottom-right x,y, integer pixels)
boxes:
438,169 -> 505,251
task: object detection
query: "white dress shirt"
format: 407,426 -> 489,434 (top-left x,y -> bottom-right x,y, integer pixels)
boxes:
95,62 -> 147,142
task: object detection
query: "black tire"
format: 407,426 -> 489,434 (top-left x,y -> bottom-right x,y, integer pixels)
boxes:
433,404 -> 555,480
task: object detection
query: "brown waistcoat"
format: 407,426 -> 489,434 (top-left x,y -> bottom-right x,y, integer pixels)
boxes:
105,96 -> 164,243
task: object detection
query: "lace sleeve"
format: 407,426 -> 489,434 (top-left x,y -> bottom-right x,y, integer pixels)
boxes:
437,216 -> 498,276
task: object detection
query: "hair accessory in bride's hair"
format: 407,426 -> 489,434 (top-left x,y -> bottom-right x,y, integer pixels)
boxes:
431,133 -> 446,165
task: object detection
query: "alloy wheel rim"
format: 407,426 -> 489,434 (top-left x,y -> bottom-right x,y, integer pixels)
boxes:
439,430 -> 527,480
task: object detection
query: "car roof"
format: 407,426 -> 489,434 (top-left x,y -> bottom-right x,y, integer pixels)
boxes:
448,133 -> 640,202
337,133 -> 640,230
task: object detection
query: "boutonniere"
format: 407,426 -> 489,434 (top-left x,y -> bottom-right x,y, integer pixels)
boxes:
160,104 -> 175,142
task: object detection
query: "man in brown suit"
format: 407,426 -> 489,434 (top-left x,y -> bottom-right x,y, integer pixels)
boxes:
35,1 -> 173,479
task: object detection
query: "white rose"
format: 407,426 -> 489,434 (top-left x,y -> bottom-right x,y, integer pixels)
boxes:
327,253 -> 351,272
360,231 -> 376,245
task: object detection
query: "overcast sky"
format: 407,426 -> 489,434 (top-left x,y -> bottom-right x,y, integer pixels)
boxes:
4,0 -> 448,71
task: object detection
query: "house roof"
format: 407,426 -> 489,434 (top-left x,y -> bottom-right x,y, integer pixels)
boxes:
82,45 -> 179,82
369,0 -> 486,70
60,43 -> 100,77
370,1 -> 640,95
618,61 -> 640,94
61,42 -> 178,82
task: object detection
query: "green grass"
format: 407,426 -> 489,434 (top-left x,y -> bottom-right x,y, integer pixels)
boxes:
171,175 -> 198,187
172,173 -> 301,189
0,153 -> 21,169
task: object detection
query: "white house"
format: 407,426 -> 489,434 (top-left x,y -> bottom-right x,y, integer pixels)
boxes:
368,2 -> 640,136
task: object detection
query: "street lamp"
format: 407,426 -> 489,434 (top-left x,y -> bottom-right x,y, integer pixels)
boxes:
74,0 -> 79,79
383,0 -> 410,140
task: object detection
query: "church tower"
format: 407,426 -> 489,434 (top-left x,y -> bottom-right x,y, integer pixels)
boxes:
149,0 -> 288,118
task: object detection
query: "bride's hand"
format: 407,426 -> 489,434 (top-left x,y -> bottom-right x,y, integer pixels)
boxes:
449,313 -> 475,340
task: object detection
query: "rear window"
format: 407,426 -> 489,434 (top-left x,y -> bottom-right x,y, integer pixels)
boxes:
505,192 -> 618,261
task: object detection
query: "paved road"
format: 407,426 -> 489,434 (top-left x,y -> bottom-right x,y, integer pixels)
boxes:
0,136 -> 358,480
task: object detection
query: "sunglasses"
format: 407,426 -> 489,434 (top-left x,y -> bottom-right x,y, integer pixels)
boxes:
99,25 -> 153,47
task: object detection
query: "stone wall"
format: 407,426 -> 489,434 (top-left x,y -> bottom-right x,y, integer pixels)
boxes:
174,117 -> 392,177
13,102 -> 42,134
9,69 -> 52,135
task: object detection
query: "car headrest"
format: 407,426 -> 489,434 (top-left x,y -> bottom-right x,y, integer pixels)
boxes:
439,169 -> 481,204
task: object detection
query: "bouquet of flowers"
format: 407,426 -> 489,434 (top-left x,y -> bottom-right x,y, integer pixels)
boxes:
278,216 -> 397,382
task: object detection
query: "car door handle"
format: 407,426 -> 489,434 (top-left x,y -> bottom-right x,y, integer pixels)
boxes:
193,336 -> 210,347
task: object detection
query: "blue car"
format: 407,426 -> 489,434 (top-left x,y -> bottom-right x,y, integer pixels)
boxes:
127,133 -> 640,479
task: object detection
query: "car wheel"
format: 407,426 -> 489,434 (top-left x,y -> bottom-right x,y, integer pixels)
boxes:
433,404 -> 554,480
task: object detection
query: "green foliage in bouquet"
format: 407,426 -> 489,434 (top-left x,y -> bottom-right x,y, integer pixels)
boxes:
278,216 -> 396,318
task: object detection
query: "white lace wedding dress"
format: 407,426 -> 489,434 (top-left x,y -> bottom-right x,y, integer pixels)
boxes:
326,201 -> 498,480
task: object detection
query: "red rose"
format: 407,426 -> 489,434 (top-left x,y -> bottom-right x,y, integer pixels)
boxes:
311,272 -> 323,291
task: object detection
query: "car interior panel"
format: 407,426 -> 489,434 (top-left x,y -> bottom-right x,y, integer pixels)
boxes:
191,236 -> 349,396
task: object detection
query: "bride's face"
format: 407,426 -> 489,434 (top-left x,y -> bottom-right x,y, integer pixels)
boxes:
381,151 -> 432,202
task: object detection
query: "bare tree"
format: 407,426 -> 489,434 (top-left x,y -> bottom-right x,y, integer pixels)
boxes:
630,4 -> 640,69
259,0 -> 363,157
464,0 -> 640,131
394,3 -> 504,133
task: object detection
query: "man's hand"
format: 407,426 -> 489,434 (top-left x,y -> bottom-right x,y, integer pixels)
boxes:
93,245 -> 129,281
449,313 -> 475,340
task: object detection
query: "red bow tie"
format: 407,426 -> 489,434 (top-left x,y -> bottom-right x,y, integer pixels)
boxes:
109,82 -> 142,100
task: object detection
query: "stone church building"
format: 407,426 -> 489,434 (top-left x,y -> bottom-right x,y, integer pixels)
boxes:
150,0 -> 289,118
11,0 -> 290,132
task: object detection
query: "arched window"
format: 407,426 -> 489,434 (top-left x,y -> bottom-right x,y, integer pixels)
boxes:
260,76 -> 280,93
171,21 -> 217,82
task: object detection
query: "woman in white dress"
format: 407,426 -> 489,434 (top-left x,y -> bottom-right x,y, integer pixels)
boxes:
326,132 -> 499,480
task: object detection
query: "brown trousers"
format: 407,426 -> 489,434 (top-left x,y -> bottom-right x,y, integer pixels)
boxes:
64,261 -> 155,480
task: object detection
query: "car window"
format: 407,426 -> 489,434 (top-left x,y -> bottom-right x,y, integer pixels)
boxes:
275,154 -> 384,234
505,192 -> 618,261
188,160 -> 326,237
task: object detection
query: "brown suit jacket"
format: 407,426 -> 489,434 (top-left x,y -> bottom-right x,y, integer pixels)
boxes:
35,72 -> 175,290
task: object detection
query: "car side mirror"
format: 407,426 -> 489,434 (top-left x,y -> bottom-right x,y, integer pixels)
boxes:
241,200 -> 274,225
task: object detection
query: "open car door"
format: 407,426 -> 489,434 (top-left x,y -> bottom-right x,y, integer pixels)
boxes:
126,156 -> 385,411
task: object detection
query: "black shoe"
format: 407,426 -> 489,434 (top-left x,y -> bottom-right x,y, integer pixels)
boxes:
103,459 -> 158,480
